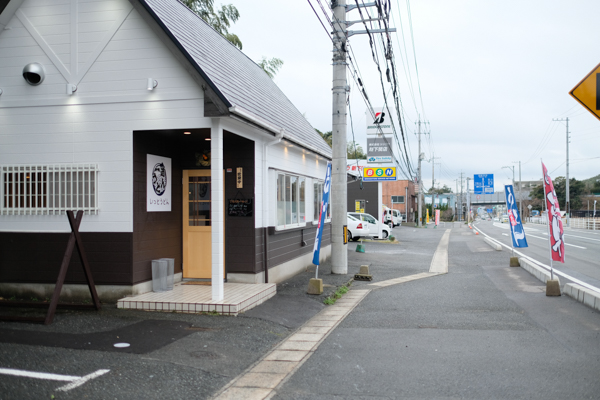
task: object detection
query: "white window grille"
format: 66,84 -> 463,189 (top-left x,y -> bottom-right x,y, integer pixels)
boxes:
1,164 -> 99,215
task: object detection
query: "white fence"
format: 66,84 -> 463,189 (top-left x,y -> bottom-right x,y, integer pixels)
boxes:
528,216 -> 599,231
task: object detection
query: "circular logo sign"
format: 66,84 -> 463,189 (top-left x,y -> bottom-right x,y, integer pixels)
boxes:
152,163 -> 167,196
376,169 -> 384,177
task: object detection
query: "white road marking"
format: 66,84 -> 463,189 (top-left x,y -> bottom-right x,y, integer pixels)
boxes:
0,367 -> 109,393
502,233 -> 508,236
56,369 -> 110,392
541,232 -> 600,243
429,229 -> 450,273
0,368 -> 79,381
527,234 -> 587,249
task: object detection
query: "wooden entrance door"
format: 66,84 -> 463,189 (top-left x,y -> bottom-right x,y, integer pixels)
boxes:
183,170 -> 212,278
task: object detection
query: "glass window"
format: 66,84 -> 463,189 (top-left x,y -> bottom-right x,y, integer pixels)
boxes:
392,195 -> 405,203
277,172 -> 307,229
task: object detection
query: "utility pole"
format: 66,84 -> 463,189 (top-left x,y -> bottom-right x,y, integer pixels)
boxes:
512,161 -> 522,220
331,0 -> 348,274
329,1 -> 395,272
417,118 -> 423,227
460,171 -> 463,221
553,117 -> 570,227
466,177 -> 471,224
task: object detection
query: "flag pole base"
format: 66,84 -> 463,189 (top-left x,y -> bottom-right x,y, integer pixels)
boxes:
546,279 -> 561,296
509,257 -> 520,267
307,278 -> 323,295
356,243 -> 365,253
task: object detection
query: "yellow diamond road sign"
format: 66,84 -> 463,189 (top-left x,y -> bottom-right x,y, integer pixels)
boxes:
570,62 -> 600,121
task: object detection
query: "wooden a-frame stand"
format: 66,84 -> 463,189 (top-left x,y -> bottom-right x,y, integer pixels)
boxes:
0,211 -> 101,324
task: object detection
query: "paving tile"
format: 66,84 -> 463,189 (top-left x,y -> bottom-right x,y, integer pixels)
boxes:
287,333 -> 323,342
214,387 -> 272,400
298,326 -> 331,334
251,361 -> 298,374
278,341 -> 317,351
264,350 -> 308,362
233,372 -> 286,389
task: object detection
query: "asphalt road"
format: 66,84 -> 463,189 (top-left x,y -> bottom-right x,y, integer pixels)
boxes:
273,222 -> 600,399
475,219 -> 600,290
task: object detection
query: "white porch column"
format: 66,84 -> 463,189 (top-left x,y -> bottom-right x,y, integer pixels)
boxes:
211,118 -> 224,301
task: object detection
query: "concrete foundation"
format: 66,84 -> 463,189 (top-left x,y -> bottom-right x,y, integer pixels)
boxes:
307,278 -> 323,295
509,257 -> 520,267
546,279 -> 561,296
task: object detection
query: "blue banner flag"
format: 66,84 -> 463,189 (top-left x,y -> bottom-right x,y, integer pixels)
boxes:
504,185 -> 528,248
312,162 -> 332,265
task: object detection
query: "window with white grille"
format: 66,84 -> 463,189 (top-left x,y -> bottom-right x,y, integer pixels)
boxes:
1,164 -> 99,215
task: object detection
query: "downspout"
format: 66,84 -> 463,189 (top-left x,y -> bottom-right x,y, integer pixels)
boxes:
262,129 -> 284,283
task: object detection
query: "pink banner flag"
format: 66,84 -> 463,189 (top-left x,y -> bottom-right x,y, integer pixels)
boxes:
542,162 -> 565,263
435,209 -> 440,226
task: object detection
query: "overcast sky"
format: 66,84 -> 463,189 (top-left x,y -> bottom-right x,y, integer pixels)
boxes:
229,0 -> 600,193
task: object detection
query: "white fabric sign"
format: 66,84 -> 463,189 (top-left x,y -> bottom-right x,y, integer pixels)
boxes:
147,154 -> 172,212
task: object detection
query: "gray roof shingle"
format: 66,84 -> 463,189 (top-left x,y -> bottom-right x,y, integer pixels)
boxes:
140,0 -> 332,158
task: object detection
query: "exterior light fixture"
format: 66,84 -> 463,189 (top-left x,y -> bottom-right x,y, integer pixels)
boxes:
205,137 -> 211,141
66,84 -> 77,95
22,63 -> 45,86
183,131 -> 191,135
147,78 -> 158,90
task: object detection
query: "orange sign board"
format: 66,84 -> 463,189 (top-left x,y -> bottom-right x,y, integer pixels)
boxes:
570,62 -> 600,121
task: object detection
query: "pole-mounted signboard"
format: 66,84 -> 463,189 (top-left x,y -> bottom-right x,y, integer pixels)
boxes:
473,174 -> 494,194
570,62 -> 600,121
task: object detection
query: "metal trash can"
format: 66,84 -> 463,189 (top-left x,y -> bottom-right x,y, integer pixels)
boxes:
160,258 -> 175,291
152,259 -> 167,292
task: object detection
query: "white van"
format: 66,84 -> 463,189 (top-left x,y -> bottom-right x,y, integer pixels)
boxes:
384,208 -> 402,227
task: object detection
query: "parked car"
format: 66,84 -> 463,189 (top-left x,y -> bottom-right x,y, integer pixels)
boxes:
347,214 -> 369,242
347,212 -> 391,239
384,208 -> 402,227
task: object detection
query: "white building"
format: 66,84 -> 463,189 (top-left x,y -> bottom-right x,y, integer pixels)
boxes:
0,0 -> 332,302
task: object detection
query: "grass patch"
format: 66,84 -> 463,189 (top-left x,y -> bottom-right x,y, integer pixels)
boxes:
323,282 -> 352,305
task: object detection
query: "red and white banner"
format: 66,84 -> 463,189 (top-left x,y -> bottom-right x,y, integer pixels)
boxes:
435,209 -> 440,226
542,162 -> 565,263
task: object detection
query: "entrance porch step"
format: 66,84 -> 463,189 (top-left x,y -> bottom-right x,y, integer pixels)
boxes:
117,282 -> 276,316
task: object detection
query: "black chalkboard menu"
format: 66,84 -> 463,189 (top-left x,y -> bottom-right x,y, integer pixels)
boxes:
228,198 -> 253,217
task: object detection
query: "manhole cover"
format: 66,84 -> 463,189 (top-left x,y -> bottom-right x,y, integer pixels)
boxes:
190,350 -> 221,360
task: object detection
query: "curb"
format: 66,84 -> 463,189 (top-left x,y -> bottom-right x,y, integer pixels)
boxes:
519,258 -> 560,286
483,237 -> 502,251
563,283 -> 600,312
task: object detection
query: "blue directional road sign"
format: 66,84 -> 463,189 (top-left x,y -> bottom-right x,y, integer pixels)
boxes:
474,174 -> 494,194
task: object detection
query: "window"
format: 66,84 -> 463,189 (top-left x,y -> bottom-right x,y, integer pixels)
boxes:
277,172 -> 305,228
391,195 -> 405,204
1,164 -> 98,215
313,180 -> 331,223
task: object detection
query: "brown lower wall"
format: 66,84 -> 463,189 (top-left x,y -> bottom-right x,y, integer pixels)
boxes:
253,223 -> 331,274
0,232 -> 133,285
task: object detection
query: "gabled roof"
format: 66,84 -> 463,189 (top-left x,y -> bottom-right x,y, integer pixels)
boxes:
138,0 -> 332,158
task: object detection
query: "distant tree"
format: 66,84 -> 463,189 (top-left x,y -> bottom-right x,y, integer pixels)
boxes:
429,185 -> 451,195
592,179 -> 600,194
182,0 -> 242,49
316,129 -> 332,147
257,57 -> 284,79
183,0 -> 284,78
347,141 -> 366,159
531,177 -> 585,210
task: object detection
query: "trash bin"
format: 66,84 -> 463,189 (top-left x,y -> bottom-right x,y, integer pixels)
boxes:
160,258 -> 175,291
152,259 -> 167,292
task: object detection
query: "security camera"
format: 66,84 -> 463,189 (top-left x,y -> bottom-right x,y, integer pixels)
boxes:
22,63 -> 45,86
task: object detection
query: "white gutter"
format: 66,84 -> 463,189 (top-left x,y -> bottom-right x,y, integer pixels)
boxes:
229,105 -> 285,137
229,105 -> 331,160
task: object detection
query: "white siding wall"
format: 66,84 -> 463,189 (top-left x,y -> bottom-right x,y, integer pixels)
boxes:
0,0 -> 211,232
